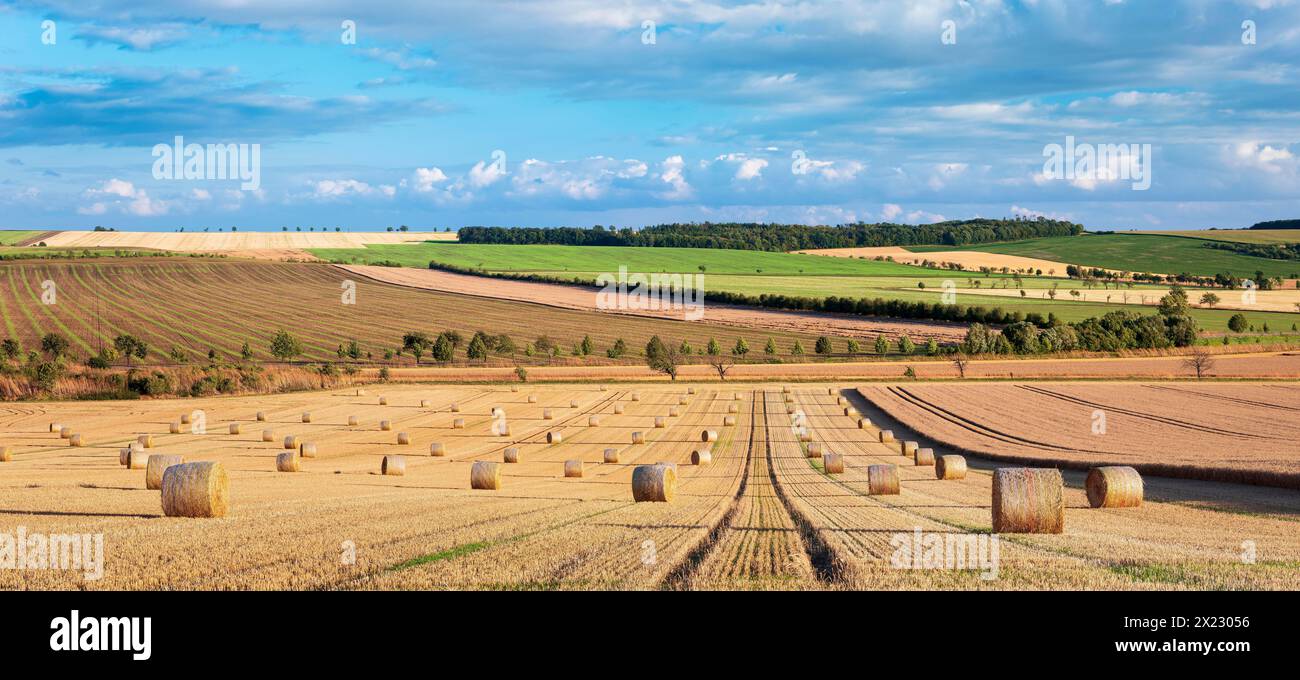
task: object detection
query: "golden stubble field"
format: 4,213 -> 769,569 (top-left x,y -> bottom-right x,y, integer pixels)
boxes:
2,382 -> 1297,591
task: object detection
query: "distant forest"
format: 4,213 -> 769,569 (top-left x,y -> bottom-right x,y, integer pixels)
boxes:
457,218 -> 1084,251
1248,219 -> 1300,230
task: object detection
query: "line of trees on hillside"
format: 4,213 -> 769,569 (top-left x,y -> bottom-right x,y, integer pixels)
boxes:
458,218 -> 1084,251
1249,219 -> 1300,230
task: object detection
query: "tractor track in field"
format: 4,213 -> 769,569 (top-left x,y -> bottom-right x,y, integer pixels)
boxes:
1017,385 -> 1286,441
1143,383 -> 1300,413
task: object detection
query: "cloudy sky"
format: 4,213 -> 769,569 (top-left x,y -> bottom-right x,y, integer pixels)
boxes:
1,0 -> 1298,231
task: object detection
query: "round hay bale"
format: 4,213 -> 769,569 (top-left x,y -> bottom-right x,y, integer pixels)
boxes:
381,455 -> 405,476
632,464 -> 676,502
0,446 -> 12,463
420,399 -> 431,408
69,434 -> 83,447
678,397 -> 689,406
301,412 -> 311,423
786,406 -> 795,415
137,434 -> 154,448
397,432 -> 410,445
878,430 -> 894,443
283,435 -> 298,449
723,415 -> 737,426
936,455 -> 967,480
543,409 -> 554,420
836,396 -> 846,405
380,420 -> 392,431
782,386 -> 791,394
1085,466 -> 1143,508
49,422 -> 63,433
546,431 -> 563,444
181,413 -> 192,424
378,396 -> 388,406
262,429 -> 275,442
564,460 -> 584,477
570,399 -> 579,408
913,447 -> 935,466
654,417 -> 666,429
631,431 -> 645,444
733,392 -> 741,400
276,451 -> 300,472
701,429 -> 718,443
727,403 -> 739,414
603,448 -> 619,463
857,418 -> 870,429
600,385 -> 608,392
687,387 -> 696,395
827,387 -> 836,395
356,388 -> 366,396
844,407 -> 858,418
614,403 -> 625,414
348,415 -> 359,427
630,392 -> 641,402
588,416 -> 601,427
299,442 -> 317,458
119,447 -> 132,466
798,432 -> 812,443
450,402 -> 461,412
496,423 -> 512,436
228,423 -> 241,435
668,406 -> 681,417
471,461 -> 500,490
169,422 -> 181,434
992,468 -> 1064,534
256,411 -> 266,422
691,449 -> 712,466
504,447 -> 521,463
126,448 -> 150,470
527,395 -> 537,404
161,461 -> 229,518
59,426 -> 73,439
145,454 -> 184,490
783,394 -> 793,404
867,464 -> 900,495
806,442 -> 823,458
452,418 -> 465,429
901,440 -> 918,457
429,442 -> 446,457
824,453 -> 845,474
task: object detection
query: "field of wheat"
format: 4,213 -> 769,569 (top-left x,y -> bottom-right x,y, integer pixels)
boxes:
2,381 -> 1297,590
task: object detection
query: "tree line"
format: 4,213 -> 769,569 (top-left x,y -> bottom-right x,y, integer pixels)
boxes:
457,217 -> 1084,251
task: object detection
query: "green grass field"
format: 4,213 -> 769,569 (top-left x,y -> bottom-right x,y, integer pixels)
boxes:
909,233 -> 1300,279
0,231 -> 42,246
312,242 -> 1300,332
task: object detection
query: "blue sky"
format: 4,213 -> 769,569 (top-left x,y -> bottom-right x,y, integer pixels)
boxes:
1,0 -> 1298,231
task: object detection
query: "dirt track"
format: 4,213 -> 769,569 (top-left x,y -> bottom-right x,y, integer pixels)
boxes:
337,264 -> 969,343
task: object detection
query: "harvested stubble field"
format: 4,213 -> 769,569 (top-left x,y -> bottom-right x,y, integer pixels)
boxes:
0,258 -> 816,365
2,382 -> 1297,590
857,383 -> 1300,488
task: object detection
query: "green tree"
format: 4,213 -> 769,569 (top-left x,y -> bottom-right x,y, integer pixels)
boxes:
1199,292 -> 1220,309
495,335 -> 516,356
814,336 -> 833,355
764,337 -> 778,355
645,335 -> 681,380
706,337 -> 721,355
467,334 -> 489,362
679,340 -> 693,355
732,337 -> 749,356
580,335 -> 594,356
1228,314 -> 1248,333
846,338 -> 861,354
607,338 -> 627,359
1,338 -> 20,361
925,338 -> 940,355
431,333 -> 454,362
898,335 -> 915,355
874,335 -> 890,355
113,334 -> 148,368
40,333 -> 69,360
402,331 -> 432,364
791,340 -> 804,356
240,340 -> 254,361
270,330 -> 303,361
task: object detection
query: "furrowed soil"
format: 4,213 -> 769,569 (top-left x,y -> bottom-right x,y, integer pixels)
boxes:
2,382 -> 1296,590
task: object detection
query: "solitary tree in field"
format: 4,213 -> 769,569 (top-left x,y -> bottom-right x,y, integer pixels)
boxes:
270,329 -> 304,362
402,331 -> 432,364
113,334 -> 148,368
1183,348 -> 1215,380
645,335 -> 681,381
952,352 -> 969,379
1199,292 -> 1220,309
